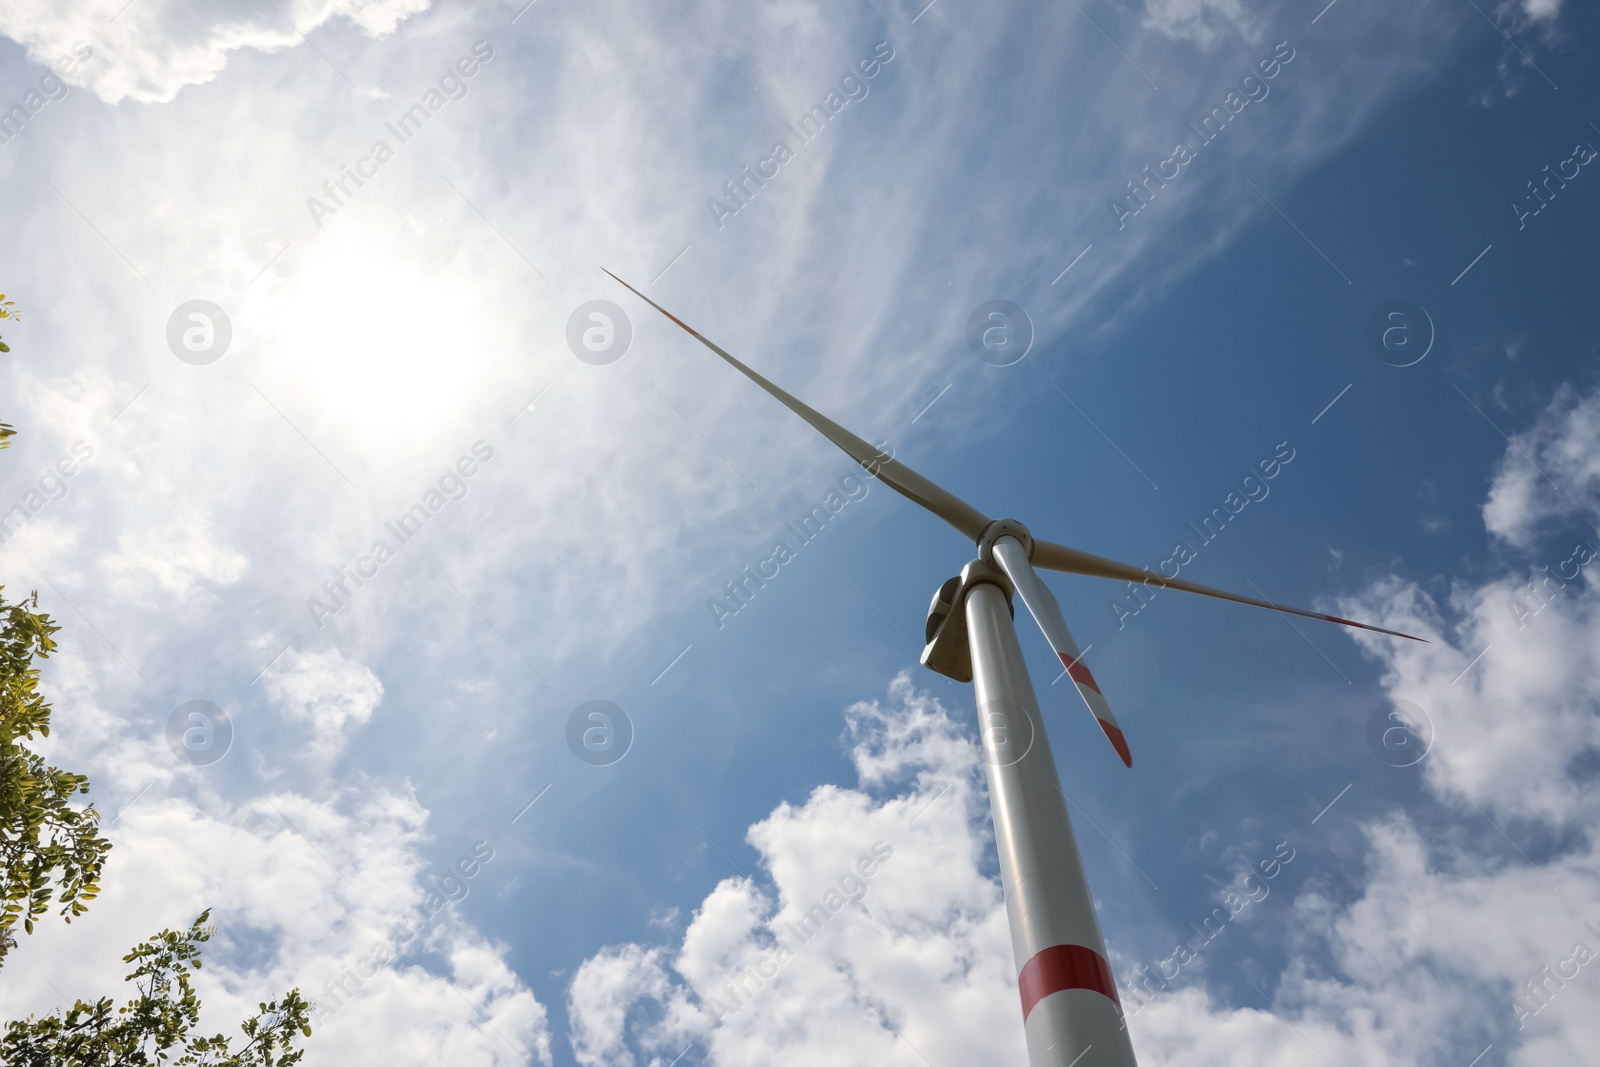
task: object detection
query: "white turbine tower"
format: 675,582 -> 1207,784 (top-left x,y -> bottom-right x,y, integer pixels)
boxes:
607,272 -> 1421,1066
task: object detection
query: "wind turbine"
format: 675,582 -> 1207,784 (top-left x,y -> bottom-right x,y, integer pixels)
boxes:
605,271 -> 1420,1066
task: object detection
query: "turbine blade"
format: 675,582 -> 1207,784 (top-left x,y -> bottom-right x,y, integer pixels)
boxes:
1031,539 -> 1426,642
991,536 -> 1132,767
605,270 -> 991,540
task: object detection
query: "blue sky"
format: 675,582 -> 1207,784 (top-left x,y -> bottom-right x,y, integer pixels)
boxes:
2,1 -> 1598,1064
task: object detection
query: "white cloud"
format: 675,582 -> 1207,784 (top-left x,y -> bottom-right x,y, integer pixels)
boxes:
567,943 -> 691,1067
316,933 -> 553,1066
265,647 -> 385,762
0,0 -> 433,104
97,506 -> 249,601
1482,384 -> 1600,549
0,773 -> 552,1066
1520,0 -> 1565,24
1339,571 -> 1599,828
1127,809 -> 1600,1064
1142,0 -> 1260,47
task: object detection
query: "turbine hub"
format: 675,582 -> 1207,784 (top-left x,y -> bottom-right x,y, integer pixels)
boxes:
977,517 -> 1033,565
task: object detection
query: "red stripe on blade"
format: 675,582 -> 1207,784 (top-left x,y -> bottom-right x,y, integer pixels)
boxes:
601,269 -> 699,335
1099,719 -> 1133,768
1060,654 -> 1102,694
1019,943 -> 1119,1020
1320,613 -> 1426,642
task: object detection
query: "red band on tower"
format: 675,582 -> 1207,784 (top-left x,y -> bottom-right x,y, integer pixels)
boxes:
1019,943 -> 1120,1020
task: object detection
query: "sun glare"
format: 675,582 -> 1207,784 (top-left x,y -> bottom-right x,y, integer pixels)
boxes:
268,245 -> 490,440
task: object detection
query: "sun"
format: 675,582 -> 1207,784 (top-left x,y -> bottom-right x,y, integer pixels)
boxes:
264,240 -> 492,440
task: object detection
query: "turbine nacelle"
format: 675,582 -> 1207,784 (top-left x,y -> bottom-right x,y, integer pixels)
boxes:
921,559 -> 1012,685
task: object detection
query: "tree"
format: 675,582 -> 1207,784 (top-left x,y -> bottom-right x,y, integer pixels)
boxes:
1,292 -> 16,448
0,291 -> 15,354
0,587 -> 111,962
1,910 -> 313,1065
